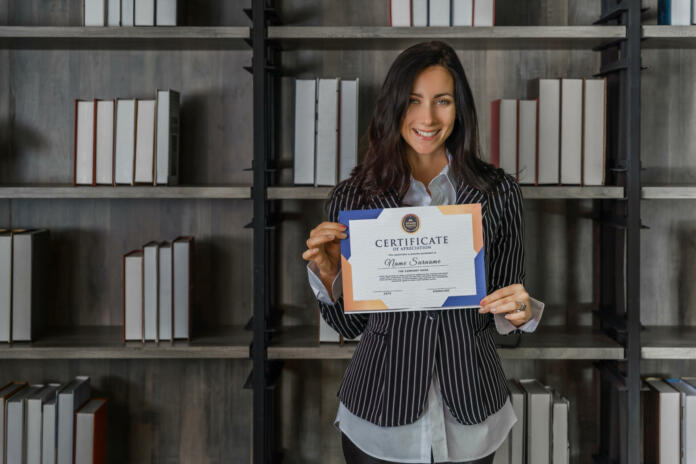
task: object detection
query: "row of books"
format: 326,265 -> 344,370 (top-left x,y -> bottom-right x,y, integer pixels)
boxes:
123,237 -> 193,343
84,0 -> 181,26
74,90 -> 180,186
643,377 -> 696,463
658,0 -> 696,25
0,229 -> 48,344
390,0 -> 494,27
0,377 -> 105,464
491,78 -> 607,186
293,78 -> 359,187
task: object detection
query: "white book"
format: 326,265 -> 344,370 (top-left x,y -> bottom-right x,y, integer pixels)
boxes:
27,384 -> 61,464
12,229 -> 48,342
107,0 -> 120,26
124,250 -> 144,341
1,383 -> 27,464
533,79 -> 560,184
96,99 -> 115,185
7,385 -> 43,464
84,0 -> 106,26
319,314 -> 340,342
156,0 -> 178,26
412,0 -> 428,26
518,99 -> 537,185
134,0 -> 155,25
560,79 -> 582,185
668,0 -> 691,25
551,391 -> 570,464
583,78 -> 606,186
315,78 -> 339,187
75,399 -> 106,464
473,0 -> 494,26
390,0 -> 411,26
159,242 -> 173,341
122,0 -> 135,26
0,231 -> 11,343
519,379 -> 551,464
429,0 -> 450,26
115,98 -> 137,184
75,100 -> 95,185
293,79 -> 317,185
143,241 -> 159,342
644,378 -> 680,464
156,89 -> 180,185
508,380 -> 525,464
452,0 -> 473,26
134,99 -> 156,184
173,237 -> 193,340
42,396 -> 58,464
490,99 -> 517,178
339,79 -> 359,182
693,0 -> 696,24
57,377 -> 91,464
667,378 -> 696,464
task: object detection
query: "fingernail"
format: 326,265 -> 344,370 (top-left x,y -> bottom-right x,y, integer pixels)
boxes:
478,308 -> 484,313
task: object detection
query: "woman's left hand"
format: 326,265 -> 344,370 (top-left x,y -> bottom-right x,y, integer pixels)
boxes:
478,284 -> 532,327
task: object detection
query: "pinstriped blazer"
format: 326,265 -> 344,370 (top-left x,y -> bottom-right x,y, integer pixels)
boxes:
317,173 -> 525,427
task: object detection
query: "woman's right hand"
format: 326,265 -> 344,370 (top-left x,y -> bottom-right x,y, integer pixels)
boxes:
302,221 -> 347,286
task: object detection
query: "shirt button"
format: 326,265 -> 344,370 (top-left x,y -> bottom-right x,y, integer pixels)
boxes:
428,311 -> 439,320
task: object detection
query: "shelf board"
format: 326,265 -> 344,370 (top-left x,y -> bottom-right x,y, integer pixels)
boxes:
268,26 -> 625,50
267,185 -> 625,200
267,325 -> 624,360
642,25 -> 696,48
642,185 -> 696,199
641,326 -> 696,359
0,326 -> 252,359
0,185 -> 252,199
0,26 -> 251,49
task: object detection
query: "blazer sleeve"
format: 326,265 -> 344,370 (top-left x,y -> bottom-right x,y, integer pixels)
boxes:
316,182 -> 369,340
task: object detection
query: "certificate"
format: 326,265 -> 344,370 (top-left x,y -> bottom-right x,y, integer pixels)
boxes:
338,204 -> 486,314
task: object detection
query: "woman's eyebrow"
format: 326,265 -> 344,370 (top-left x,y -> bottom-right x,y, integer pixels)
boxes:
410,92 -> 454,98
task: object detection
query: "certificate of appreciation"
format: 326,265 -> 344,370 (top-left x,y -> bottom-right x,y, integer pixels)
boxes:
338,204 -> 486,314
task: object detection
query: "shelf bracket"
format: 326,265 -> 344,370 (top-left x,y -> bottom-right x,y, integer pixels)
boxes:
594,59 -> 628,77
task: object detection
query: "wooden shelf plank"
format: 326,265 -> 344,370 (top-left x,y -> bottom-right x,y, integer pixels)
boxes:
0,326 -> 252,359
267,325 -> 624,360
643,25 -> 696,48
642,185 -> 696,199
268,26 -> 625,50
267,186 -> 625,200
641,326 -> 696,359
0,185 -> 252,199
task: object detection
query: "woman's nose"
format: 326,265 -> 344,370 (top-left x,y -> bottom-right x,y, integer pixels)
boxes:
417,103 -> 436,125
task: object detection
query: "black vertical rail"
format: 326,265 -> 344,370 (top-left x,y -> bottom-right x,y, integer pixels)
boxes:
251,0 -> 269,463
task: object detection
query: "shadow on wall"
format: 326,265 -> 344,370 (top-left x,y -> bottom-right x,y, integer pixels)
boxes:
0,118 -> 49,183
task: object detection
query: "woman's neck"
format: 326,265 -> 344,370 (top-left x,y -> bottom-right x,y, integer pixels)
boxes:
406,147 -> 449,187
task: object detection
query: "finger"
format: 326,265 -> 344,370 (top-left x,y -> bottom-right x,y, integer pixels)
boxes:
488,301 -> 519,315
310,222 -> 347,237
306,233 -> 343,249
505,308 -> 531,323
486,295 -> 529,314
479,284 -> 524,306
309,228 -> 348,241
301,248 -> 320,261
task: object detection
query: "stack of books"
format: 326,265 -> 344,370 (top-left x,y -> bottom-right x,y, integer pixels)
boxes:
123,236 -> 193,343
658,0 -> 696,25
0,229 -> 48,344
0,377 -> 106,464
390,0 -> 494,27
293,78 -> 359,187
74,89 -> 180,187
84,0 -> 183,26
490,78 -> 607,186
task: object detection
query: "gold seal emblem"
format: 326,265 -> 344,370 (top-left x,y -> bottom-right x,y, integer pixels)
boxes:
401,214 -> 420,234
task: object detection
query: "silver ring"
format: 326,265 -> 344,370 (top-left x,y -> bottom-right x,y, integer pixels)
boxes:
514,301 -> 527,313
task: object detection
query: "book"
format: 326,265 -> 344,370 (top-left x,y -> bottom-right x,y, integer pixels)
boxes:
143,241 -> 160,342
339,79 -> 359,182
134,0 -> 155,26
159,242 -> 173,342
293,79 -> 317,185
658,0 -> 691,25
666,378 -> 696,463
12,229 -> 48,342
96,99 -> 115,185
57,377 -> 91,464
134,99 -> 156,184
583,78 -> 606,186
643,378 -> 680,464
75,399 -> 107,464
75,99 -> 96,186
173,236 -> 193,340
0,382 -> 28,464
156,0 -> 179,26
693,0 -> 696,24
429,0 -> 450,26
123,250 -> 144,342
551,390 -> 569,464
107,0 -> 120,26
42,395 -> 58,464
507,379 -> 525,464
315,78 -> 339,187
490,99 -> 518,178
115,98 -> 137,185
452,0 -> 473,26
529,79 -> 560,184
390,0 -> 412,26
27,383 -> 61,464
0,231 -> 10,343
7,385 -> 43,464
156,89 -> 180,185
122,0 -> 135,26
473,0 -> 494,26
84,0 -> 106,26
560,79 -> 582,185
518,99 -> 537,185
412,0 -> 428,26
519,379 -> 551,464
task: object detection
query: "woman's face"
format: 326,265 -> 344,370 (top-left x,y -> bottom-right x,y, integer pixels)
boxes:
400,65 -> 456,158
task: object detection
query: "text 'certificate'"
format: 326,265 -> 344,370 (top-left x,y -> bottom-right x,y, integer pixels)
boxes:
338,204 -> 486,314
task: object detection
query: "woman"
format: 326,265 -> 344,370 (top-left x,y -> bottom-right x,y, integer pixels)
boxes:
302,41 -> 545,464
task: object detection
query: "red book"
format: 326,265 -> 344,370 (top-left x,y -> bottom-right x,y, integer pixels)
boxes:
74,398 -> 107,464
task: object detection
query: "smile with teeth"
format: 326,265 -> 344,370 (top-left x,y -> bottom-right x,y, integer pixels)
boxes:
414,128 -> 440,137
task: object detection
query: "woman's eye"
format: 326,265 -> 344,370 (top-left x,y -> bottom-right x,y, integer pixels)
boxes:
409,98 -> 419,104
438,99 -> 451,105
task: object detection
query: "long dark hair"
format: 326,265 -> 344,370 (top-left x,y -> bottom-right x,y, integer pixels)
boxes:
349,40 -> 504,198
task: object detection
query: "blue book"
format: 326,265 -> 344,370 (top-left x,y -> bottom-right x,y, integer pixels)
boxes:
658,0 -> 691,25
